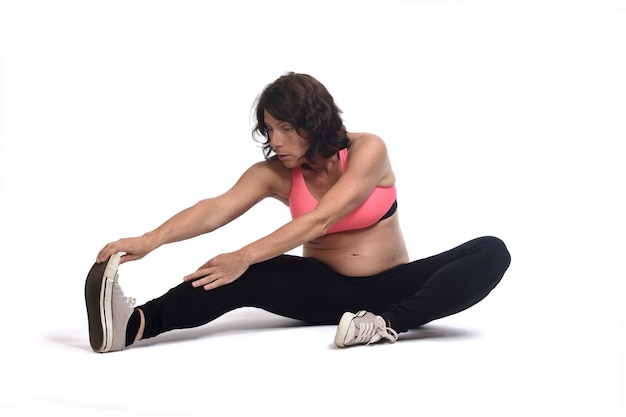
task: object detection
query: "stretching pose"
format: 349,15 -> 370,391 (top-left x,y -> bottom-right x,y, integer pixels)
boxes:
85,72 -> 511,353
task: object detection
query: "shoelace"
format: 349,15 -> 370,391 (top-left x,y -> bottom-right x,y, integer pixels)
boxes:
355,317 -> 398,345
113,282 -> 136,310
122,295 -> 137,310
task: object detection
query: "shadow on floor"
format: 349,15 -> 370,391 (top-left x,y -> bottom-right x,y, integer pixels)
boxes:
45,310 -> 479,352
400,324 -> 479,341
45,309 -> 308,352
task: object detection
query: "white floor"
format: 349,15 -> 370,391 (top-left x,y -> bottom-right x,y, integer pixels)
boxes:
1,1 -> 625,416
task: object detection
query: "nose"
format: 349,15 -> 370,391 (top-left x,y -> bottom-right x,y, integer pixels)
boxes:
269,131 -> 283,149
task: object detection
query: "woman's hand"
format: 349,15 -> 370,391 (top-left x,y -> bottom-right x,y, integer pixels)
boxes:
97,235 -> 157,264
183,251 -> 250,291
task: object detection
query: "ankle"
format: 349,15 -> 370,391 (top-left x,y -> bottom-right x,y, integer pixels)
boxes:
125,308 -> 144,347
135,308 -> 145,342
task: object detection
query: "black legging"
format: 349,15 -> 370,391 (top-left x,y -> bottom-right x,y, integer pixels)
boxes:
137,236 -> 511,340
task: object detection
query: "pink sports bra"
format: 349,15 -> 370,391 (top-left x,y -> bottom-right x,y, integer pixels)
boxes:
289,148 -> 397,235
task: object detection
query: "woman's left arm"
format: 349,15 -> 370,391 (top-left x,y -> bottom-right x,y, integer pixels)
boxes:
185,134 -> 392,290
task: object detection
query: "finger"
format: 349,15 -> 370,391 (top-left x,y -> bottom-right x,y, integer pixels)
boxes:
97,244 -> 118,264
96,246 -> 110,263
184,268 -> 212,283
183,271 -> 199,282
203,278 -> 224,291
191,275 -> 217,288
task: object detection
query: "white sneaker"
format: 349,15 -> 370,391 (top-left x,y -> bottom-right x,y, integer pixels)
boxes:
334,310 -> 398,348
85,254 -> 136,353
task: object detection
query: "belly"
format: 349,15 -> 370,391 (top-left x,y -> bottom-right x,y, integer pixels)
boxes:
303,215 -> 409,277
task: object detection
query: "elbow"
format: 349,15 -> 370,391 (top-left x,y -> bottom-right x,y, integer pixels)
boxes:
304,220 -> 329,239
300,209 -> 343,238
313,215 -> 339,237
317,224 -> 331,237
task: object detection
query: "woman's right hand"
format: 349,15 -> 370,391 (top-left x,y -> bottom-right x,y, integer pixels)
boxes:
96,235 -> 157,264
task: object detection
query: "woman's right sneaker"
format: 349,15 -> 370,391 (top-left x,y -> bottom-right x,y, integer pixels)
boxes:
84,253 -> 136,353
334,310 -> 398,348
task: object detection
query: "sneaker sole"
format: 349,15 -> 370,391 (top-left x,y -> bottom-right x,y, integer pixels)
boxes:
334,311 -> 360,348
84,253 -> 120,353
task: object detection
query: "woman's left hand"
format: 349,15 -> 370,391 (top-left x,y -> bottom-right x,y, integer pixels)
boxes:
183,251 -> 250,291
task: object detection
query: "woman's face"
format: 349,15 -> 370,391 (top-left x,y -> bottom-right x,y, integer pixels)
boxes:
264,110 -> 309,168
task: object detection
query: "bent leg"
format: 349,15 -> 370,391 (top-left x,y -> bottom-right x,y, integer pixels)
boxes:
377,236 -> 511,332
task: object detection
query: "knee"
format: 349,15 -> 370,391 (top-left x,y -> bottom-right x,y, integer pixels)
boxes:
478,236 -> 511,271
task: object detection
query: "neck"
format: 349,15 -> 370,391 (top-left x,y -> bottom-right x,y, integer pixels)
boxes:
302,152 -> 341,175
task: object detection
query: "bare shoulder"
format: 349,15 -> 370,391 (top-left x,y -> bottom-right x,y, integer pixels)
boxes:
243,156 -> 292,199
347,132 -> 385,144
346,132 -> 391,162
346,132 -> 389,155
345,132 -> 394,185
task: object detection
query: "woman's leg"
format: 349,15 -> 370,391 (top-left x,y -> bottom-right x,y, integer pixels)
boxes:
373,236 -> 511,332
133,255 -> 363,343
128,236 -> 510,345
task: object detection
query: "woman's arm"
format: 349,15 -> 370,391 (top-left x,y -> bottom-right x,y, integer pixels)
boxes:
186,134 -> 393,290
245,134 -> 392,258
96,160 -> 287,264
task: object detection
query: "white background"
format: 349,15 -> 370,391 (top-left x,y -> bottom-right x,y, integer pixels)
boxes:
1,1 -> 624,416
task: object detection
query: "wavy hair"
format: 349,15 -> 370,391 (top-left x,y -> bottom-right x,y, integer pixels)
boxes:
252,72 -> 349,162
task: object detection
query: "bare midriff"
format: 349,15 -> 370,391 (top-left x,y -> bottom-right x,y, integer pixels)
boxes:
303,214 -> 409,277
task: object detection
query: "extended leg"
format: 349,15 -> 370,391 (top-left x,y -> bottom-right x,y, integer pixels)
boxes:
136,255 -> 360,341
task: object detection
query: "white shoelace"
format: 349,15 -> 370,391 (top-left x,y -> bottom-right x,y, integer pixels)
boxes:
355,317 -> 398,345
113,282 -> 136,310
122,295 -> 137,310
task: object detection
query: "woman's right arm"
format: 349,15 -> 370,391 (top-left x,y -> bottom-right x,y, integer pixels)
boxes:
96,160 -> 286,264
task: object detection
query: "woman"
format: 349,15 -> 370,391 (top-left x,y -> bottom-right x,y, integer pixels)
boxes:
85,72 -> 511,353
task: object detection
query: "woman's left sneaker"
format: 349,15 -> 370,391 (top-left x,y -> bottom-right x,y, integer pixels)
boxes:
84,253 -> 136,353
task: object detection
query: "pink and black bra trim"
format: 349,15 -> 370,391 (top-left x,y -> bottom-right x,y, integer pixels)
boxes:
288,148 -> 397,235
